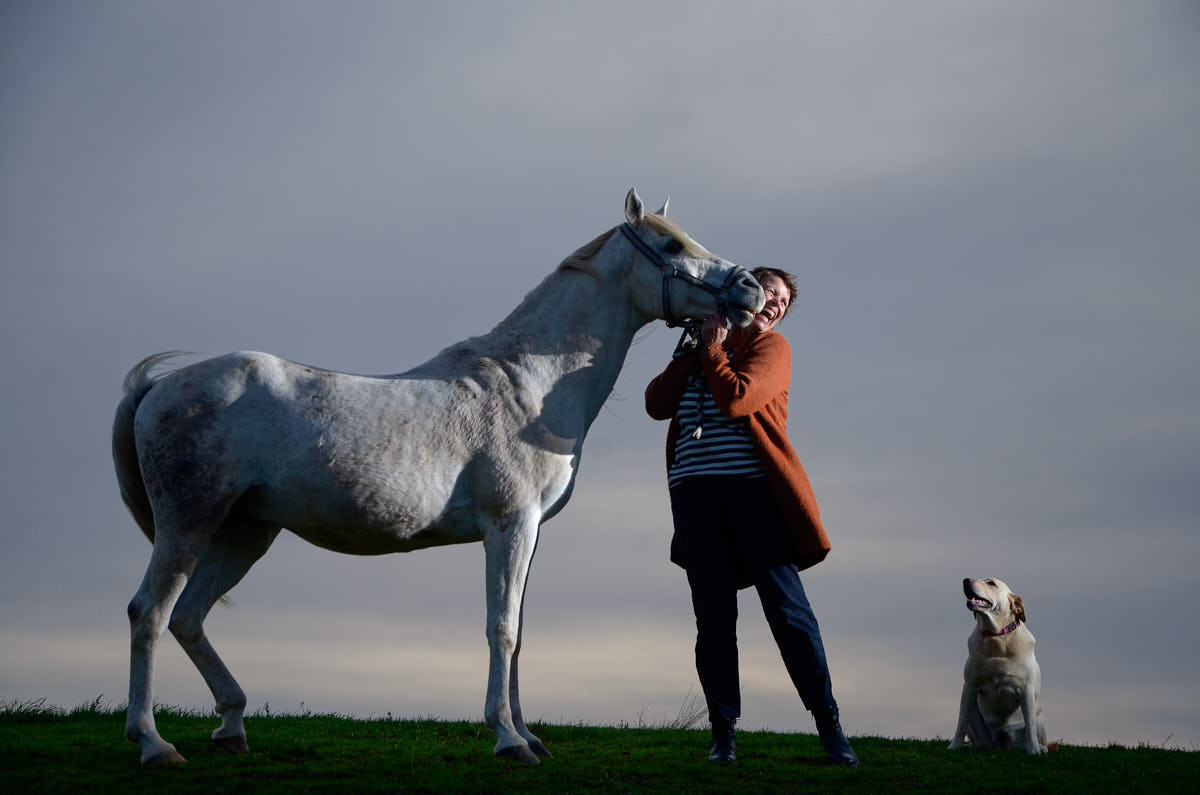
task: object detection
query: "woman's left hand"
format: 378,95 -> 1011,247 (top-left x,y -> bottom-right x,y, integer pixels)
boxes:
699,312 -> 728,348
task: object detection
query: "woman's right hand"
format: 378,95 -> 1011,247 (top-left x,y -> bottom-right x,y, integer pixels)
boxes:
699,312 -> 728,348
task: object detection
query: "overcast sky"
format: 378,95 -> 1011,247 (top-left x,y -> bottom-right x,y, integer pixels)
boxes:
2,1 -> 1198,752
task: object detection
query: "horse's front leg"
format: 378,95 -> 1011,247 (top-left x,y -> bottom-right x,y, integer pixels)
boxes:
482,509 -> 543,764
508,602 -> 551,757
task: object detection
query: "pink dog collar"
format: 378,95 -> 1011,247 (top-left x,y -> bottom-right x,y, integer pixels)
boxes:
981,620 -> 1021,637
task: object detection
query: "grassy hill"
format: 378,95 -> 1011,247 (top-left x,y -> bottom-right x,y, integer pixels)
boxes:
3,700 -> 1195,793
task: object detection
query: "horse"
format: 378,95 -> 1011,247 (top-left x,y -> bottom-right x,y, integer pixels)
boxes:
112,188 -> 764,765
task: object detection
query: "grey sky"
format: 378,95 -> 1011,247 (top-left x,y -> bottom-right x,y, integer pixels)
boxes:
2,1 -> 1198,749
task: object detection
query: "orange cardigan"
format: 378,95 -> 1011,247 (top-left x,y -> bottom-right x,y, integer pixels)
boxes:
644,330 -> 831,572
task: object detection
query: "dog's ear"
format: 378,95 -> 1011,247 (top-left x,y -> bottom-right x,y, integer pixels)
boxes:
1011,593 -> 1027,623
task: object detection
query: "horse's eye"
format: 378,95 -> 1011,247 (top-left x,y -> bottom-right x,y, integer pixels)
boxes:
663,239 -> 684,255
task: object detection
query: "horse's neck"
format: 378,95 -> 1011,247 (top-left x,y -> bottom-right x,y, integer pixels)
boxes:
479,267 -> 642,439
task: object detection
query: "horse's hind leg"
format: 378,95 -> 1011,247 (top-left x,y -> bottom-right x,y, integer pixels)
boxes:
168,519 -> 280,755
126,527 -> 212,765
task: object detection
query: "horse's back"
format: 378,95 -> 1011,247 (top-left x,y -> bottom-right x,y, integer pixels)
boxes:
130,351 -> 483,548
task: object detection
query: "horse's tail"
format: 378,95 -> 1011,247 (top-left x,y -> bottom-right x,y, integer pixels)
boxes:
112,352 -> 189,544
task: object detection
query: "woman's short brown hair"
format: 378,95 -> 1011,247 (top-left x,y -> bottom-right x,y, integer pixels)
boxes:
750,267 -> 798,319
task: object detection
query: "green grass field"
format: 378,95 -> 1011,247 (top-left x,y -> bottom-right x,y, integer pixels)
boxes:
2,700 -> 1195,793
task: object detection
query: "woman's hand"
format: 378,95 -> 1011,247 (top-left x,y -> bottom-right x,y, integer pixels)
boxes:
699,312 -> 728,348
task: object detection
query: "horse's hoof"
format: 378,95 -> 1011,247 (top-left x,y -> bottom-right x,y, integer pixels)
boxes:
212,735 -> 250,755
495,743 -> 541,764
527,739 -> 553,758
143,748 -> 188,765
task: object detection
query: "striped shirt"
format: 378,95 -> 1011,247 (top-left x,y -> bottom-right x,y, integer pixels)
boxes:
668,369 -> 765,486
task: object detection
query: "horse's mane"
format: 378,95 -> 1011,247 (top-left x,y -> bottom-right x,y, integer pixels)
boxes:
462,228 -> 617,344
556,215 -> 706,279
487,216 -> 707,337
557,228 -> 616,277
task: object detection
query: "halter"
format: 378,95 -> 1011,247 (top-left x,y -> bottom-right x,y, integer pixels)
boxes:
619,223 -> 749,328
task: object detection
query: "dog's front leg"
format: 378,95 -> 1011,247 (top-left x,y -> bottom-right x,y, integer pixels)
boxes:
1018,686 -> 1043,754
948,682 -> 974,749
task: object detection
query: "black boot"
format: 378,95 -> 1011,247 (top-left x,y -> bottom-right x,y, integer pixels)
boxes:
707,716 -> 736,763
813,706 -> 858,766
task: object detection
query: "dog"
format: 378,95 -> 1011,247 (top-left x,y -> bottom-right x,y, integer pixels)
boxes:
949,577 -> 1048,753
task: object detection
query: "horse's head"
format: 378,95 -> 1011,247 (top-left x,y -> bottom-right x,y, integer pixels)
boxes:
620,189 -> 764,328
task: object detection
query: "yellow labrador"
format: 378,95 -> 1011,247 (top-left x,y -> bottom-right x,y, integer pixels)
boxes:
949,578 -> 1048,753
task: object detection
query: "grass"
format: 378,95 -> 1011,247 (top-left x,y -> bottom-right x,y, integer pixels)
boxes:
2,698 -> 1196,793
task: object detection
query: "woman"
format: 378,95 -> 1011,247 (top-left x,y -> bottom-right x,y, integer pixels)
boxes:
644,267 -> 857,766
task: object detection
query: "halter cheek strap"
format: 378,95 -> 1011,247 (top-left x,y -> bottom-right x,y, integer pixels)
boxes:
619,223 -> 748,328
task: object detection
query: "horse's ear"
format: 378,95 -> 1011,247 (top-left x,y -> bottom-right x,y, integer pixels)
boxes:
656,197 -> 670,217
625,188 -> 645,226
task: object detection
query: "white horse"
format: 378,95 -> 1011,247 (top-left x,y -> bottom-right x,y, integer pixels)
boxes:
112,189 -> 764,765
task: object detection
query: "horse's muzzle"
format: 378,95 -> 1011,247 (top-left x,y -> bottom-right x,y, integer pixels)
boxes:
723,272 -> 765,327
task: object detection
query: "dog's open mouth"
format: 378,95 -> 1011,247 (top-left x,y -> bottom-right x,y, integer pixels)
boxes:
963,580 -> 993,610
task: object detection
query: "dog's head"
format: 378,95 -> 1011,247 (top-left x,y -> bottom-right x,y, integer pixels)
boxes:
962,577 -> 1026,625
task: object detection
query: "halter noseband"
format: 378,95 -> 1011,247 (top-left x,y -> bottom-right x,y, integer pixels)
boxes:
619,222 -> 749,328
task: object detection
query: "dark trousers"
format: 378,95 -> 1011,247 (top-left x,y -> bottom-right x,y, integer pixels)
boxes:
670,476 -> 836,721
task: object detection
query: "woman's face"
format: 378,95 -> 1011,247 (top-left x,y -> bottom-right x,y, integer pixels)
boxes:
748,273 -> 791,334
